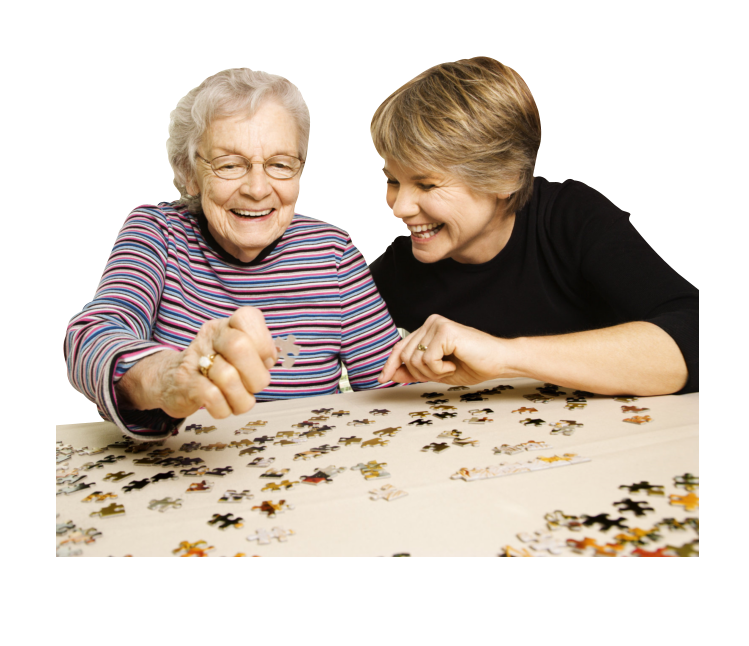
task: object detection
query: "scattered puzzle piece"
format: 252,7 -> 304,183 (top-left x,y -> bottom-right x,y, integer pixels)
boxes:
520,418 -> 545,426
293,450 -> 324,461
56,481 -> 96,495
613,498 -> 655,517
218,489 -> 254,503
549,420 -> 583,435
544,510 -> 583,532
103,471 -> 134,482
432,412 -> 457,419
260,468 -> 291,478
619,481 -> 665,496
261,480 -> 299,492
374,427 -> 401,437
208,513 -> 244,530
150,471 -> 179,483
148,497 -> 183,512
173,540 -> 214,557
524,394 -> 553,404
669,492 -> 699,512
246,457 -> 275,468
251,500 -> 294,517
338,436 -> 362,446
81,491 -> 118,503
369,409 -> 390,416
408,418 -> 433,426
205,466 -> 233,477
180,466 -> 209,477
369,484 -> 408,501
512,407 -> 537,414
517,531 -> 566,555
361,438 -> 389,448
674,473 -> 699,492
665,539 -> 699,557
453,437 -> 479,447
623,415 -> 652,425
186,480 -> 214,493
581,513 -> 629,532
422,442 -> 450,453
122,479 -> 150,493
631,546 -> 674,557
621,405 -> 649,413
246,527 -> 295,545
352,461 -> 390,479
180,441 -> 202,452
89,502 -> 125,518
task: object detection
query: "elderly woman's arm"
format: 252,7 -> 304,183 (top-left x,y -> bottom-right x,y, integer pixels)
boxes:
65,205 -> 276,439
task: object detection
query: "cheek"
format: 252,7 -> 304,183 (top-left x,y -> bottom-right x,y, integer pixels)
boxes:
385,186 -> 396,209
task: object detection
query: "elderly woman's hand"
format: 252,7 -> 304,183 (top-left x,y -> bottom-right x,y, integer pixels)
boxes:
117,306 -> 278,419
378,314 -> 513,385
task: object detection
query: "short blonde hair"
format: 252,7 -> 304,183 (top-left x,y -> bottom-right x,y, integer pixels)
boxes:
167,68 -> 310,214
371,57 -> 541,215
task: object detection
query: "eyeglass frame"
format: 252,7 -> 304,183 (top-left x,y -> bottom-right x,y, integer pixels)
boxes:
195,153 -> 305,181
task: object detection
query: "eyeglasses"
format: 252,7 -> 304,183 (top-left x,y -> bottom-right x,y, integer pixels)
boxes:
196,154 -> 304,180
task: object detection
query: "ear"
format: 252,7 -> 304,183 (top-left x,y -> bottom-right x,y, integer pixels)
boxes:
186,174 -> 200,197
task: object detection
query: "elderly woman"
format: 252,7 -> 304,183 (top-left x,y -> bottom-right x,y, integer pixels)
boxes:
371,57 -> 698,395
65,68 -> 401,439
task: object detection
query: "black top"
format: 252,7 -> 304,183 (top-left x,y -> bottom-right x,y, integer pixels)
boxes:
369,177 -> 699,394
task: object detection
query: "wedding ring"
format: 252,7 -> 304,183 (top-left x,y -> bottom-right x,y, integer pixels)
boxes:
198,353 -> 217,378
417,344 -> 428,352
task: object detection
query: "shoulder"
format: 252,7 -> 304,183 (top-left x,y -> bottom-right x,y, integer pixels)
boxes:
283,214 -> 351,241
527,177 -> 631,248
122,201 -> 196,233
369,235 -> 413,275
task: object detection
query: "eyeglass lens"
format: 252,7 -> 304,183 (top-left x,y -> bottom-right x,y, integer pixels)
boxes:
211,155 -> 301,180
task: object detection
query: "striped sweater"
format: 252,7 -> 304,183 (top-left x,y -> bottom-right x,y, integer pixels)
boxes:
65,202 -> 402,439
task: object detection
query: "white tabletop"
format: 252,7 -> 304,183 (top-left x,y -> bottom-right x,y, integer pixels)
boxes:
56,377 -> 698,557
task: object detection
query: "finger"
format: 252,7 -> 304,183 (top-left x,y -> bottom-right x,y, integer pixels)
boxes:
417,332 -> 458,381
399,332 -> 434,383
205,354 -> 257,415
212,327 -> 273,394
194,378 -> 233,419
389,365 -> 423,383
379,339 -> 407,382
228,307 -> 278,368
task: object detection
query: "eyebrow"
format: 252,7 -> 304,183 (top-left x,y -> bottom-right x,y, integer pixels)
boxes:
382,168 -> 433,181
214,147 -> 298,158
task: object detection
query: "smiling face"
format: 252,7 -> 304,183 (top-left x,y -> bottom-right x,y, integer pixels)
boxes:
382,158 -> 515,265
187,102 -> 301,262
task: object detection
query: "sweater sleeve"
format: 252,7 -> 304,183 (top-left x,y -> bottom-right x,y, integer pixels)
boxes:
337,238 -> 402,391
64,206 -> 184,439
559,183 -> 699,394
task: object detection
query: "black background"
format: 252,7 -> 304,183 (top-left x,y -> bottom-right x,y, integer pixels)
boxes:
60,59 -> 696,424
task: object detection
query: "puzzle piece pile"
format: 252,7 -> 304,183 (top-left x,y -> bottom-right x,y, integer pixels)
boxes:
498,473 -> 699,557
57,379 -> 696,556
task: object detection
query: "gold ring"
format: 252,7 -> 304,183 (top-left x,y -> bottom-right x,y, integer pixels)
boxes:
198,353 -> 217,378
417,344 -> 428,352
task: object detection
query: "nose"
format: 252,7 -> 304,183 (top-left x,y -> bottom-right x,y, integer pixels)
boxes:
390,185 -> 420,220
240,164 -> 272,200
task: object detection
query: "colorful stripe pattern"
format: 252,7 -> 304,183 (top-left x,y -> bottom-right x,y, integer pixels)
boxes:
65,203 -> 401,439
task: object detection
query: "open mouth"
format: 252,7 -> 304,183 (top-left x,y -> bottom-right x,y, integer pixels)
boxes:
409,224 -> 445,240
231,208 -> 274,219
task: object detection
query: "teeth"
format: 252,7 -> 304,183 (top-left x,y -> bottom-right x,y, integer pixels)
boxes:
233,209 -> 272,217
407,223 -> 440,233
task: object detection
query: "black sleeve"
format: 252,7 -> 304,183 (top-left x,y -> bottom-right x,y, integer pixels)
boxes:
557,183 -> 699,393
369,242 -> 405,327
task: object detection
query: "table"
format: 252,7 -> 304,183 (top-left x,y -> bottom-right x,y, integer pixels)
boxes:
56,377 -> 699,556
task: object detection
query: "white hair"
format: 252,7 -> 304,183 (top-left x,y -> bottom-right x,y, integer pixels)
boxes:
167,68 -> 310,213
